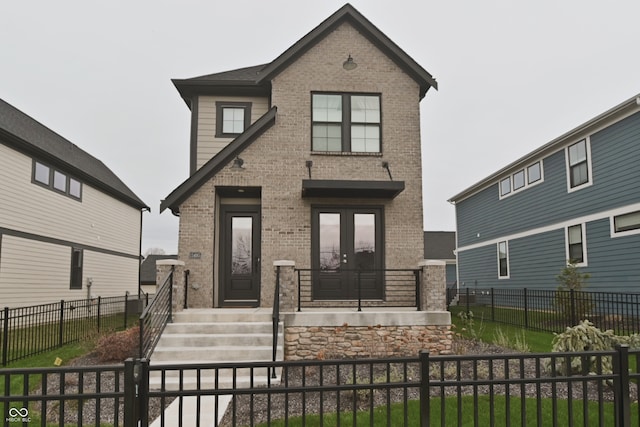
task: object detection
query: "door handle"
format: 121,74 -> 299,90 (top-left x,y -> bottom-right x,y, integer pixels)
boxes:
343,253 -> 347,264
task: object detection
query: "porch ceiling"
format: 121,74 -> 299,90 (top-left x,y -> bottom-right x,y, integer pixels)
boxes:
301,179 -> 405,199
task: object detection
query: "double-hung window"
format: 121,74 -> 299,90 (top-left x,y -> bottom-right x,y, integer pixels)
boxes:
567,139 -> 591,190
312,93 -> 381,153
497,241 -> 509,278
216,102 -> 251,137
567,224 -> 587,265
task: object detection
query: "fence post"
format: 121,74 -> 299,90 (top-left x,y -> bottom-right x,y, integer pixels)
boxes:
58,300 -> 65,348
524,288 -> 529,329
490,288 -> 495,322
97,296 -> 102,332
613,344 -> 630,427
570,289 -> 577,327
420,350 -> 430,427
124,358 -> 138,427
124,293 -> 128,329
466,287 -> 470,313
2,307 -> 8,366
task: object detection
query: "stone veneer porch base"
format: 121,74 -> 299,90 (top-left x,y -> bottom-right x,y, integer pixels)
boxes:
283,310 -> 452,360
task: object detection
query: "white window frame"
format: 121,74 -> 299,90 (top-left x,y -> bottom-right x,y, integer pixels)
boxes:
565,137 -> 593,193
610,210 -> 640,238
565,223 -> 588,266
497,241 -> 510,279
498,160 -> 544,200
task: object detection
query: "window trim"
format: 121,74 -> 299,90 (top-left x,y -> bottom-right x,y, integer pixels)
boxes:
565,138 -> 593,192
610,210 -> 640,238
32,160 -> 82,201
215,102 -> 252,137
70,247 -> 83,289
497,240 -> 510,279
565,223 -> 588,266
311,92 -> 382,154
498,160 -> 544,199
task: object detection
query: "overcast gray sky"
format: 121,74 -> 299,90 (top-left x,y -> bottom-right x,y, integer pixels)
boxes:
2,0 -> 639,254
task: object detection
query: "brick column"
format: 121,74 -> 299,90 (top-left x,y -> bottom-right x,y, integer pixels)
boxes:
274,260 -> 296,312
156,259 -> 186,314
419,260 -> 447,311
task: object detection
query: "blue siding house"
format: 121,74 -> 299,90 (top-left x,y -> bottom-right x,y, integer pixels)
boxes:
449,94 -> 640,292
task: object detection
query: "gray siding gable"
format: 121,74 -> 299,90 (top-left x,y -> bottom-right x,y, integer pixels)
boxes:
457,111 -> 640,248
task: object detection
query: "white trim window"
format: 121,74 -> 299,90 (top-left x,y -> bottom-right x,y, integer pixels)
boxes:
497,241 -> 510,279
566,224 -> 587,266
498,161 -> 544,199
566,138 -> 593,191
611,210 -> 640,238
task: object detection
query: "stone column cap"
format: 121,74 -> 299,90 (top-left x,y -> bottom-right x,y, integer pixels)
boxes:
156,259 -> 185,266
418,259 -> 446,267
273,260 -> 295,267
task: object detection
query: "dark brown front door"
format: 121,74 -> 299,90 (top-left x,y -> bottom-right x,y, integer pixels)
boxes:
312,207 -> 384,300
219,205 -> 261,307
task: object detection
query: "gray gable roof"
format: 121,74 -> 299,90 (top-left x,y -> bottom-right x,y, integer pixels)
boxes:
172,4 -> 437,106
424,231 -> 456,260
0,98 -> 148,210
140,254 -> 178,284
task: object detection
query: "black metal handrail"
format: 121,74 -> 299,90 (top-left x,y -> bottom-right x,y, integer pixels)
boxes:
139,267 -> 174,359
271,266 -> 281,379
295,268 -> 421,311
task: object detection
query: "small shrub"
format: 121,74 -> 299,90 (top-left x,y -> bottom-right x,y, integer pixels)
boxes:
493,327 -> 530,352
457,310 -> 485,341
95,326 -> 140,362
553,261 -> 594,323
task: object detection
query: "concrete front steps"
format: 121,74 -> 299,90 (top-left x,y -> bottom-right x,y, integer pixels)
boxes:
149,308 -> 284,391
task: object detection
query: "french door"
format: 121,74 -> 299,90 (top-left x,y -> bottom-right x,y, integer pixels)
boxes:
312,207 -> 384,300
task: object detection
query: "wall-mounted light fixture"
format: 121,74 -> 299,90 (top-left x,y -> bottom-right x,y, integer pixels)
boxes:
343,54 -> 357,71
231,156 -> 245,170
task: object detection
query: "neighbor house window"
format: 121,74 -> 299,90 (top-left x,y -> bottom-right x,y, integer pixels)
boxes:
216,102 -> 251,137
70,248 -> 83,289
312,93 -> 381,153
567,224 -> 586,265
567,139 -> 591,189
497,241 -> 509,278
499,161 -> 543,199
612,210 -> 640,237
32,160 -> 82,200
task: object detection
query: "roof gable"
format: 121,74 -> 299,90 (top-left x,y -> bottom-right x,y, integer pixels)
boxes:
258,4 -> 437,98
0,98 -> 147,209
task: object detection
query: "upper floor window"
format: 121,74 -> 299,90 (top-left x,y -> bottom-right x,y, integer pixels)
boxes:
312,93 -> 381,153
566,139 -> 592,190
32,160 -> 82,200
611,210 -> 640,237
566,224 -> 587,265
499,160 -> 543,198
216,102 -> 251,137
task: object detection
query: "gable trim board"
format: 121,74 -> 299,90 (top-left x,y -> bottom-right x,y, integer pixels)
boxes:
449,95 -> 640,204
161,107 -> 277,214
456,201 -> 640,254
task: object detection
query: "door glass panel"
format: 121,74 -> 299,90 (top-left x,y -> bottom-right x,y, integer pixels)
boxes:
319,213 -> 341,271
354,213 -> 375,270
232,217 -> 252,274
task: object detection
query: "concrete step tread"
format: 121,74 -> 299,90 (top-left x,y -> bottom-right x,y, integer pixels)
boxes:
154,344 -> 278,351
159,332 -> 281,337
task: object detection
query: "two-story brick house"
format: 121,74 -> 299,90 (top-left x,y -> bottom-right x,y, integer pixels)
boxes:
160,4 -> 451,359
449,94 -> 640,293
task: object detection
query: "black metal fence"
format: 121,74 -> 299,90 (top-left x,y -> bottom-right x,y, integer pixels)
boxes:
296,268 -> 421,311
1,295 -> 136,366
451,287 -> 640,335
2,346 -> 639,426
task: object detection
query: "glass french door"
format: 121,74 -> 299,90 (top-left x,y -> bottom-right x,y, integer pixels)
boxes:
312,207 -> 383,300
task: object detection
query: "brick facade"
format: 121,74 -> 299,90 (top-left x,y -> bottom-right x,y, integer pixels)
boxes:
176,22 -> 427,308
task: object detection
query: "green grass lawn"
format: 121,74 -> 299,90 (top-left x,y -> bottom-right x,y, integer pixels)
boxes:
253,395 -> 635,427
450,305 -> 555,352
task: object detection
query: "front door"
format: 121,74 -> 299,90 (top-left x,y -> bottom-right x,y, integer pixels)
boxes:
219,205 -> 261,307
312,207 -> 384,300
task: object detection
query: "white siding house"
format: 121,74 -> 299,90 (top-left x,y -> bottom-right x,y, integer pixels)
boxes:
0,98 -> 148,308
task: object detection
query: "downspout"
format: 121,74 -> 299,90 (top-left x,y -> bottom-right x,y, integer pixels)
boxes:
138,207 -> 150,301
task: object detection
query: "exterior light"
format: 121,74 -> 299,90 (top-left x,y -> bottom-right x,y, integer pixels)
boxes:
343,54 -> 357,71
231,156 -> 244,170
